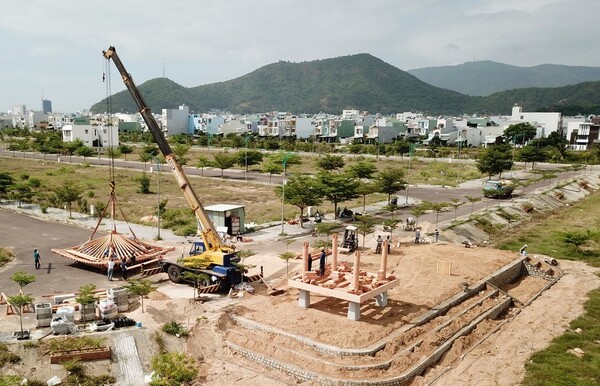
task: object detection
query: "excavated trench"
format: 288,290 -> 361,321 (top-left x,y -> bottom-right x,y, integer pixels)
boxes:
223,258 -> 561,385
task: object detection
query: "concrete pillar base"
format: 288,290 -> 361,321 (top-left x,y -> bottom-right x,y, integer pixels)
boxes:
348,302 -> 361,321
299,289 -> 310,308
375,291 -> 388,307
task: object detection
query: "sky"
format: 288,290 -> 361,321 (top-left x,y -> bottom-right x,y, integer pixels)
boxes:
1,0 -> 599,113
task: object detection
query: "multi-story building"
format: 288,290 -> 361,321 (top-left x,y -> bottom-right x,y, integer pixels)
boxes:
62,123 -> 119,149
565,116 -> 600,151
508,104 -> 562,138
42,99 -> 52,114
162,105 -> 189,135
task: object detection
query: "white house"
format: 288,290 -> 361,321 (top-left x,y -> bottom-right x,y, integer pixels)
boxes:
62,124 -> 119,148
508,104 -> 562,138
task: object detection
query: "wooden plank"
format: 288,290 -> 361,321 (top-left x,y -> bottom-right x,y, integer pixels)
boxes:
287,278 -> 400,303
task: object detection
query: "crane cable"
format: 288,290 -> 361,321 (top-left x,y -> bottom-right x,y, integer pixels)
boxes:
102,56 -> 139,240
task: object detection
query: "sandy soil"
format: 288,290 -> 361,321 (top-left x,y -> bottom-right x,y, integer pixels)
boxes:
2,244 -> 598,386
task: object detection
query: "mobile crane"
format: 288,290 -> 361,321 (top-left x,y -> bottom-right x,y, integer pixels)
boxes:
102,46 -> 245,291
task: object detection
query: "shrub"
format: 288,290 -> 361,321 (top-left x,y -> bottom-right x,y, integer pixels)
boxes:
161,321 -> 189,337
138,173 -> 151,194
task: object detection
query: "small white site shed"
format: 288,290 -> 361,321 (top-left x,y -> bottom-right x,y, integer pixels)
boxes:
204,204 -> 246,235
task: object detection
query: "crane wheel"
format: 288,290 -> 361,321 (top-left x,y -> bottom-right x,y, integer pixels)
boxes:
199,278 -> 211,288
167,265 -> 182,283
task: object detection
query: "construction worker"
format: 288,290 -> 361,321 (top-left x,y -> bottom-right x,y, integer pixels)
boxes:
319,248 -> 326,276
375,235 -> 382,254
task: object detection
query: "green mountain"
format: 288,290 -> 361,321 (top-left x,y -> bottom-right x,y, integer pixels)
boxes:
91,54 -> 472,115
91,55 -> 600,117
476,81 -> 600,116
408,61 -> 600,96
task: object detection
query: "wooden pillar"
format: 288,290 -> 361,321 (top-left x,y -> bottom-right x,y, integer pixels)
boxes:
331,233 -> 339,272
378,240 -> 388,281
302,241 -> 310,273
352,250 -> 361,290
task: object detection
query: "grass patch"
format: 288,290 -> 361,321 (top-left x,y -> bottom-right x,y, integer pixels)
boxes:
501,190 -> 600,384
498,190 -> 600,267
0,343 -> 20,368
521,288 -> 600,386
40,336 -> 107,355
0,247 -> 13,268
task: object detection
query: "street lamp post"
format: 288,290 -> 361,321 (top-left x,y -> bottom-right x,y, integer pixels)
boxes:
244,134 -> 249,181
405,144 -> 417,205
281,152 -> 291,235
456,134 -> 462,185
153,157 -> 161,240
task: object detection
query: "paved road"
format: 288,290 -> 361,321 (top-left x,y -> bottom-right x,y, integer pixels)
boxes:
0,209 -> 127,296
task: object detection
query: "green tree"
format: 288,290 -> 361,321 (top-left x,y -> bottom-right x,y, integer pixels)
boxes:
141,144 -> 160,156
138,152 -> 153,171
212,152 -> 238,178
75,284 -> 98,328
0,172 -> 14,201
269,152 -> 301,170
138,173 -> 151,194
64,139 -> 85,162
347,159 -> 377,179
172,143 -> 191,165
54,181 -> 83,217
9,271 -> 36,338
274,174 -> 322,228
279,251 -> 296,274
118,144 -> 134,160
393,139 -> 412,158
356,180 -> 377,214
196,155 -> 212,176
75,146 -> 95,161
426,201 -> 448,229
317,172 -> 359,219
519,146 -> 547,170
9,182 -> 33,208
316,154 -> 345,171
106,147 -> 122,159
355,215 -> 377,248
124,279 -> 156,313
10,271 -> 36,292
503,122 -> 537,144
410,205 -> 427,227
314,222 -> 340,249
375,167 -> 406,204
465,195 -> 481,214
476,144 -> 514,179
449,198 -> 463,221
150,352 -> 198,386
262,161 -> 283,183
8,293 -> 33,338
236,149 -> 263,172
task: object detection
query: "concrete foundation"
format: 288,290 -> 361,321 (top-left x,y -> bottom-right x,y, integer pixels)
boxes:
375,291 -> 388,307
348,302 -> 360,321
299,290 -> 310,308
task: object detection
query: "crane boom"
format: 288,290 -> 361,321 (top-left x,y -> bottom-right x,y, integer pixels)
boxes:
102,46 -> 233,265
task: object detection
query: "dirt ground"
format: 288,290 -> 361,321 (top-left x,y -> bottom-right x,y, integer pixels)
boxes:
2,243 -> 599,386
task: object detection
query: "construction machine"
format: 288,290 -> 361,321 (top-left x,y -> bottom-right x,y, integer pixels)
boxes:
338,225 -> 359,253
483,179 -> 515,198
102,46 -> 253,292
